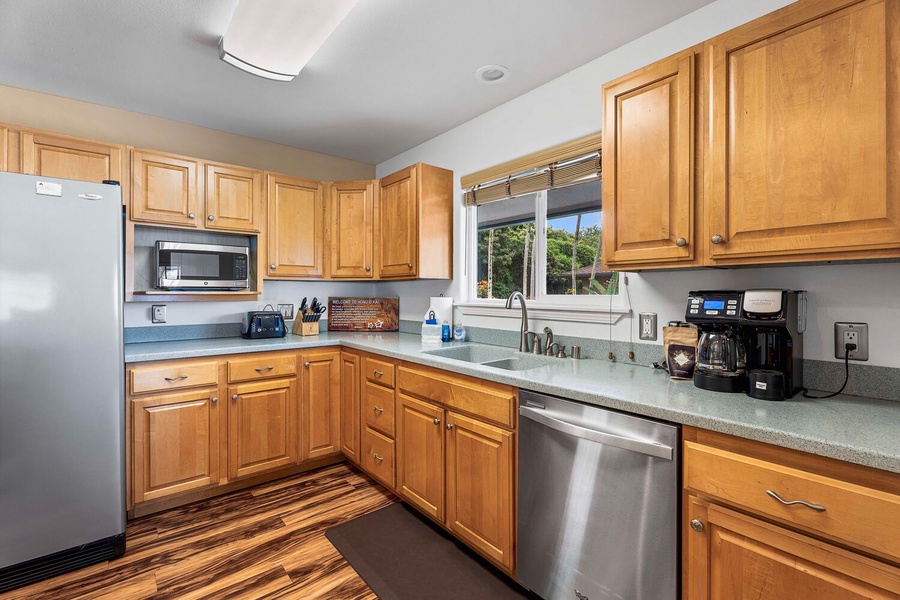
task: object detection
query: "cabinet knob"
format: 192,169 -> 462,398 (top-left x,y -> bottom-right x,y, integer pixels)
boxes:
675,237 -> 687,247
270,264 -> 276,270
711,234 -> 724,245
304,361 -> 311,368
365,266 -> 371,272
445,423 -> 453,430
211,397 -> 218,404
690,519 -> 705,533
373,406 -> 384,413
232,394 -> 239,401
433,418 -> 441,426
188,213 -> 196,219
407,263 -> 413,269
373,453 -> 384,462
208,215 -> 215,221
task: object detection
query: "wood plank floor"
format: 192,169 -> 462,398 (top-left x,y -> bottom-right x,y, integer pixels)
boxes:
0,464 -> 397,600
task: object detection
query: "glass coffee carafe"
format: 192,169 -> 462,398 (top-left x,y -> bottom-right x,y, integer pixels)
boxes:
696,327 -> 747,376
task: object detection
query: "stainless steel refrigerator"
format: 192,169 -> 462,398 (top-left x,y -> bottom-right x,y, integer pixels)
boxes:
0,172 -> 126,592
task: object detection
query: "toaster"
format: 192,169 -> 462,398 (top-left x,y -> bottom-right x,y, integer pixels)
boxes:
241,311 -> 286,339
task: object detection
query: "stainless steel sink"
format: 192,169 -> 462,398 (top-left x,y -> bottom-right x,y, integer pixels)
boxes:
422,344 -> 558,370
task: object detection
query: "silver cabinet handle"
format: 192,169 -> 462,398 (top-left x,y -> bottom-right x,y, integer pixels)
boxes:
373,370 -> 383,377
675,237 -> 687,247
433,418 -> 441,426
690,519 -> 704,533
164,375 -> 188,382
365,266 -> 371,272
232,394 -> 239,401
445,423 -> 453,430
304,362 -> 310,368
188,212 -> 196,219
208,215 -> 215,221
766,490 -> 826,512
373,453 -> 384,461
255,366 -> 274,372
373,406 -> 384,413
519,405 -> 674,460
211,397 -> 218,404
711,234 -> 724,244
270,264 -> 276,270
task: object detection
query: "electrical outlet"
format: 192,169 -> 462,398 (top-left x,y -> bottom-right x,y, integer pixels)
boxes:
152,304 -> 167,324
639,312 -> 657,341
834,322 -> 868,361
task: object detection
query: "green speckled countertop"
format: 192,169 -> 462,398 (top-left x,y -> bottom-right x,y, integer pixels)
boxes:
125,332 -> 900,474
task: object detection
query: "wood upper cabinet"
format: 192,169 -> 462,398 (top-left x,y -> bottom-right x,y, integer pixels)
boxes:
397,393 -> 445,521
132,387 -> 221,504
329,180 -> 376,278
376,163 -> 453,280
267,173 -> 325,278
445,410 -> 515,573
20,130 -> 126,187
228,377 -> 299,479
131,150 -> 200,227
300,349 -> 341,461
0,126 -> 8,171
706,0 -> 900,262
205,162 -> 261,233
602,49 -> 696,268
339,351 -> 361,463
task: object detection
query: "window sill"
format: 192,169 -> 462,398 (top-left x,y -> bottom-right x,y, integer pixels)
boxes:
455,301 -> 630,325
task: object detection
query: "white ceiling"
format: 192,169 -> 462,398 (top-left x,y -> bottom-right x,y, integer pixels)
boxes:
0,0 -> 714,165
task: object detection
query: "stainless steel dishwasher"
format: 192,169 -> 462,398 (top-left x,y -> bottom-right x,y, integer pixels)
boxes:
517,390 -> 679,600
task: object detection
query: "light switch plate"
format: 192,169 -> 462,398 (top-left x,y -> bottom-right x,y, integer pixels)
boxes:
639,312 -> 658,341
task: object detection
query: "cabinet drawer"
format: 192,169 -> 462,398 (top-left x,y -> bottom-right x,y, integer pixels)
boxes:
130,360 -> 219,395
685,441 -> 900,562
228,353 -> 296,382
397,366 -> 516,429
362,427 -> 395,489
363,382 -> 395,437
364,356 -> 395,388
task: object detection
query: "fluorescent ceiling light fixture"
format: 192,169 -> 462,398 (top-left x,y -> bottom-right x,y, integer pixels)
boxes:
219,0 -> 359,82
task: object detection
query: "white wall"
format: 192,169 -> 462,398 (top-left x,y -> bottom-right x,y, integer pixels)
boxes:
376,0 -> 900,369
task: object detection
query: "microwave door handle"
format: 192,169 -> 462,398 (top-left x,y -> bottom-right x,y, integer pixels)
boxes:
518,406 -> 674,460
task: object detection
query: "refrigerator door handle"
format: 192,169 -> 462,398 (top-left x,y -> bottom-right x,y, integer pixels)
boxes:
519,405 -> 674,460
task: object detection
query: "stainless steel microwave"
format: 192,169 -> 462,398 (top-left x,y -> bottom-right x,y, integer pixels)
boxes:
155,241 -> 250,290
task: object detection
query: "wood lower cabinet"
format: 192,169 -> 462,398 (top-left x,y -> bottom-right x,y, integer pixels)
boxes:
131,149 -> 200,227
300,349 -> 341,460
329,180 -> 376,278
397,393 -> 445,521
683,427 -> 900,599
340,351 -> 361,463
205,162 -> 261,233
227,377 -> 298,479
602,49 -> 696,269
20,130 -> 126,188
267,173 -> 324,278
445,410 -> 515,572
131,387 -> 221,504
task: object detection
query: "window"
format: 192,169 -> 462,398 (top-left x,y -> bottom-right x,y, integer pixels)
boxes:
460,134 -> 627,323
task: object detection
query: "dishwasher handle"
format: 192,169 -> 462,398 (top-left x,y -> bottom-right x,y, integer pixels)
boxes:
519,405 -> 674,460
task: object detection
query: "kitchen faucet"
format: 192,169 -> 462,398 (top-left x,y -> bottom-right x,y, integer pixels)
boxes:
505,291 -> 530,352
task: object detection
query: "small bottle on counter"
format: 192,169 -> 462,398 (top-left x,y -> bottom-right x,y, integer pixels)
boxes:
441,320 -> 451,342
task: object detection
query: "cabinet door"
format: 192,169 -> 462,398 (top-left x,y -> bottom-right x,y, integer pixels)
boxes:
396,393 -> 444,521
132,388 -> 220,504
300,350 -> 341,460
445,411 -> 515,573
205,163 -> 261,232
329,180 -> 375,278
0,126 -> 8,171
707,0 -> 900,262
602,50 -> 695,268
339,351 -> 361,463
131,150 -> 200,227
377,166 -> 418,278
267,174 -> 324,278
685,498 -> 900,599
228,378 -> 298,479
21,131 -> 125,186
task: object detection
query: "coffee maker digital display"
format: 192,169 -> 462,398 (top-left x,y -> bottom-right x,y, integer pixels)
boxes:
685,290 -> 807,400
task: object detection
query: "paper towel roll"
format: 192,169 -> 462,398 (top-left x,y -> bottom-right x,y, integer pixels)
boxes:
429,296 -> 454,334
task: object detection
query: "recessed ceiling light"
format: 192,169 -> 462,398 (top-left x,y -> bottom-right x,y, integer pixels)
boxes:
475,65 -> 511,85
219,0 -> 359,82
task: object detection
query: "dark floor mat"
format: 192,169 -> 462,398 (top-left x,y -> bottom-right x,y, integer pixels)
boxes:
325,502 -> 530,600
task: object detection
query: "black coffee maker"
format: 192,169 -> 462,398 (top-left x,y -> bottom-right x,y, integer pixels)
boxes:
685,290 -> 806,399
